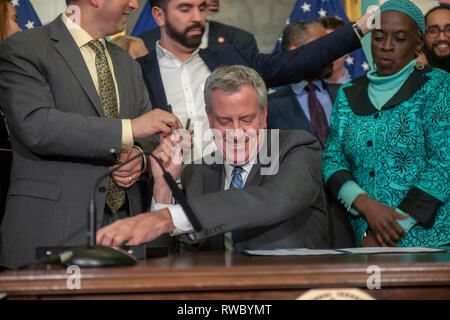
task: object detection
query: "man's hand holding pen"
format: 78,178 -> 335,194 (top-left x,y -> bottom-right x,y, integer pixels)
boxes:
131,108 -> 183,139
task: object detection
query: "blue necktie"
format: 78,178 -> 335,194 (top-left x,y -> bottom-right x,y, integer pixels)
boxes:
225,166 -> 244,251
230,166 -> 244,189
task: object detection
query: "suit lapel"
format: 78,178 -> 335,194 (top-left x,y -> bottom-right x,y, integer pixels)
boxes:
138,49 -> 169,111
323,81 -> 341,104
50,16 -> 104,117
208,21 -> 230,47
208,162 -> 225,192
108,46 -> 129,118
208,21 -> 219,46
245,131 -> 272,187
199,48 -> 218,72
286,87 -> 313,131
273,86 -> 314,132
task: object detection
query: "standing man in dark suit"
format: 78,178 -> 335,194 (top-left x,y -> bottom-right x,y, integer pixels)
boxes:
138,0 -> 259,54
97,65 -> 329,251
138,0 -> 374,161
267,21 -> 339,147
318,16 -> 352,86
0,0 -> 182,269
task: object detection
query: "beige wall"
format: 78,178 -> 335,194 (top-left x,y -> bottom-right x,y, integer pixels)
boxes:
126,0 -> 297,53
32,0 -> 440,54
207,0 -> 298,53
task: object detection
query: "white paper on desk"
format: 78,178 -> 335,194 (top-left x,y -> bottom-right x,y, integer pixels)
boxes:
339,247 -> 446,254
243,248 -> 344,256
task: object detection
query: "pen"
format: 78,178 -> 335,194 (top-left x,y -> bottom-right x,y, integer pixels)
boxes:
185,118 -> 191,130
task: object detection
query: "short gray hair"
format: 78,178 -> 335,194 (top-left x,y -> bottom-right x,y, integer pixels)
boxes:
204,65 -> 267,113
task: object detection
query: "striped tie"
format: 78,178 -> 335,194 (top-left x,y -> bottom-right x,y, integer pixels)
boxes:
224,166 -> 244,251
88,40 -> 125,214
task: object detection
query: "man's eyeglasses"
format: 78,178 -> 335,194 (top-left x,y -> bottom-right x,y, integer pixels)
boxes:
426,25 -> 450,38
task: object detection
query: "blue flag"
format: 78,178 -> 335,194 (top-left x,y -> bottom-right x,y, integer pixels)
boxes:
131,2 -> 158,37
11,0 -> 41,31
274,0 -> 369,79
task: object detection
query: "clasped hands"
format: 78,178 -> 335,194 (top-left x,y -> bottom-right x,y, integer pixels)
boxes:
353,194 -> 410,247
98,128 -> 193,247
111,108 -> 185,189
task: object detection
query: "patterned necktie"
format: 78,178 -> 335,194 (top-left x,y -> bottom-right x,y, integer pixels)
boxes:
224,166 -> 244,252
306,83 -> 329,147
88,40 -> 125,214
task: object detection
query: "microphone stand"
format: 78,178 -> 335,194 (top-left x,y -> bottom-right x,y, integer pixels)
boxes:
59,149 -> 147,268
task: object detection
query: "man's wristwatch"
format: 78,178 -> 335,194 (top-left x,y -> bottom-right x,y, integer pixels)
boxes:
352,22 -> 364,40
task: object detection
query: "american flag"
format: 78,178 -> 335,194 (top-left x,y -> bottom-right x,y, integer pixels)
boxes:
10,0 -> 41,31
131,1 -> 158,37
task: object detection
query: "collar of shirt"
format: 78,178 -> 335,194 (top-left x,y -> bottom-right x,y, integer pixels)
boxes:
337,70 -> 352,84
155,40 -> 202,66
324,69 -> 351,85
223,157 -> 257,190
200,21 -> 210,49
291,80 -> 325,96
62,14 -> 107,49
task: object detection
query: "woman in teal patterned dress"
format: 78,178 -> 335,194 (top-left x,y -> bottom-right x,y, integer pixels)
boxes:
322,0 -> 449,248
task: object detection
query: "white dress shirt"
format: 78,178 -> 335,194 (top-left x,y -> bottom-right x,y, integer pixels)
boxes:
200,21 -> 210,49
290,80 -> 334,126
156,42 -> 216,162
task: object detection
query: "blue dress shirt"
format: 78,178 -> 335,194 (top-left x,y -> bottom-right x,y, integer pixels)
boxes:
290,80 -> 334,125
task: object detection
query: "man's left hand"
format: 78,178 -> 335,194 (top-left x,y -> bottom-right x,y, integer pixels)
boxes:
96,208 -> 175,247
111,147 -> 143,188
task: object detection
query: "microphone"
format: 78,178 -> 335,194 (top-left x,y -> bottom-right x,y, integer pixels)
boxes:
35,145 -> 202,268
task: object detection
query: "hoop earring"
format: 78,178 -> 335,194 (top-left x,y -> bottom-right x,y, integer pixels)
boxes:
415,60 -> 425,70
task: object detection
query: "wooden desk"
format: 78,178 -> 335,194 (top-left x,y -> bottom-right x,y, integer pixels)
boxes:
1,251 -> 449,300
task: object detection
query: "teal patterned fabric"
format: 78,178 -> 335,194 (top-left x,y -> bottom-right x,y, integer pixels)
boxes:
323,68 -> 449,247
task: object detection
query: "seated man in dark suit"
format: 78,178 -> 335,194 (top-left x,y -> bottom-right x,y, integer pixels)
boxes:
268,21 -> 339,148
97,65 -> 329,251
138,0 -> 259,54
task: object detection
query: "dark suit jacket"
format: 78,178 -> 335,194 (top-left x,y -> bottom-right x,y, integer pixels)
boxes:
0,114 -> 11,225
267,81 -> 341,134
0,16 -> 155,268
138,24 -> 361,111
267,83 -> 355,248
139,20 -> 259,54
176,130 -> 329,251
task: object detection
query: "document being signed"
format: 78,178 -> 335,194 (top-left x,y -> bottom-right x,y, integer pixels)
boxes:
243,247 -> 447,256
